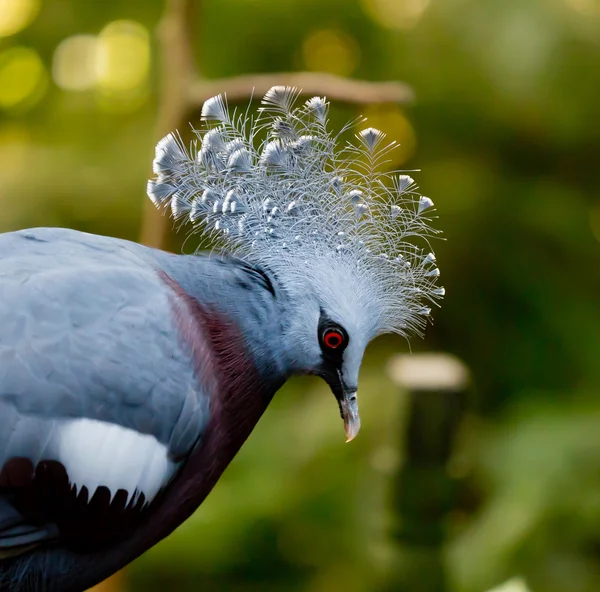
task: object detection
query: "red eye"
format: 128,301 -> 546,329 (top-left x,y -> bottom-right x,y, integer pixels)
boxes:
323,329 -> 344,349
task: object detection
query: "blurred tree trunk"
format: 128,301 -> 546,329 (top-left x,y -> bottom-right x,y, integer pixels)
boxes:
140,0 -> 198,249
383,354 -> 470,592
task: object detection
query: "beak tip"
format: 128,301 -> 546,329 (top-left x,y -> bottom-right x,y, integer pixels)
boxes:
339,391 -> 360,443
344,418 -> 361,443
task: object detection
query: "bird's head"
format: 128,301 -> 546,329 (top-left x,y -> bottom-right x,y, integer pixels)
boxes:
148,85 -> 443,442
276,259 -> 384,442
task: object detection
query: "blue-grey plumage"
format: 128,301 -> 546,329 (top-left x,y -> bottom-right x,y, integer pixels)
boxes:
0,227 -> 290,591
0,229 -> 206,451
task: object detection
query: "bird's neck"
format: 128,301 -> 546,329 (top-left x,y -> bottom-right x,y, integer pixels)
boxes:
161,252 -> 290,387
157,251 -> 289,460
153,268 -> 280,507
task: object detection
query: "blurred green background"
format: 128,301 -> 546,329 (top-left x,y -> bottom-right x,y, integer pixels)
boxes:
1,0 -> 600,591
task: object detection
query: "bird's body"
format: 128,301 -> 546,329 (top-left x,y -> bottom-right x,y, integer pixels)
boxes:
0,87 -> 442,590
0,227 -> 286,590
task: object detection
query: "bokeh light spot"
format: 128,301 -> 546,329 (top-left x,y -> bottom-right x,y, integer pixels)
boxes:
0,46 -> 46,110
361,0 -> 430,31
0,0 -> 40,38
565,0 -> 600,17
360,105 -> 417,166
52,35 -> 99,91
484,9 -> 554,99
96,20 -> 150,93
302,29 -> 360,77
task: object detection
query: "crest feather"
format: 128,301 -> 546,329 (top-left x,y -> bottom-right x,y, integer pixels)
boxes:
147,87 -> 443,338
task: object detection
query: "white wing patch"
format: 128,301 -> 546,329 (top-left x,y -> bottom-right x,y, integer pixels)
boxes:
54,418 -> 176,506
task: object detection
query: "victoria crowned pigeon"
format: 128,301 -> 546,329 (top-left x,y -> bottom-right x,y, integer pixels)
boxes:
0,87 -> 443,591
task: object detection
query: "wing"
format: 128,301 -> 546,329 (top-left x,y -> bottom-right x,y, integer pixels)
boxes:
0,228 -> 210,553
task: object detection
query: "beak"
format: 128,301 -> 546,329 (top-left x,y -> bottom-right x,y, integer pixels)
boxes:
338,390 -> 360,443
320,368 -> 361,442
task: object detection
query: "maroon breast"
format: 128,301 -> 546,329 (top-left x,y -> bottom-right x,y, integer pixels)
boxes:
81,272 -> 272,580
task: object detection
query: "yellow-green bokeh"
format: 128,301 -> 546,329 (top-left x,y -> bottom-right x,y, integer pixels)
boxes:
0,0 -> 40,38
0,46 -> 47,110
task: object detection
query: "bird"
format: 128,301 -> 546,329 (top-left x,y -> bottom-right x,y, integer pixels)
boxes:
0,86 -> 443,591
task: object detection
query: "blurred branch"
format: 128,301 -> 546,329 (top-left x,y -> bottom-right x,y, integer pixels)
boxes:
139,0 -> 415,250
187,72 -> 414,107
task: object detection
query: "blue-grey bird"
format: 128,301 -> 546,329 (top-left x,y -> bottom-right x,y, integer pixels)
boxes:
0,87 -> 443,591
